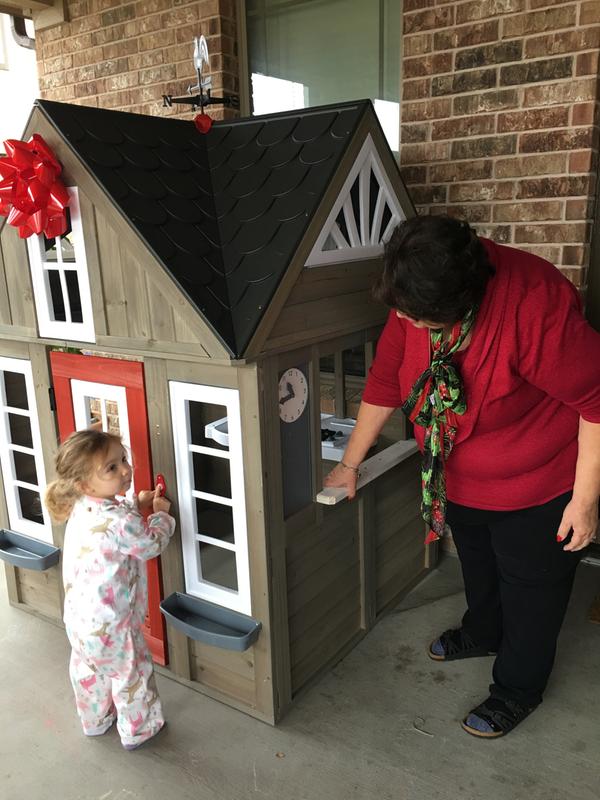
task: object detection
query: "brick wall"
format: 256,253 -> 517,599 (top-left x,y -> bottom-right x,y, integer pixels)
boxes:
35,0 -> 239,120
400,0 -> 600,287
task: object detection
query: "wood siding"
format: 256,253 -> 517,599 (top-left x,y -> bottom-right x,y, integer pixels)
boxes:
263,259 -> 386,355
287,499 -> 362,693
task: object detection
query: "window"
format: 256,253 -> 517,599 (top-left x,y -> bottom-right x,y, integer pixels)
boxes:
246,0 -> 400,151
305,134 -> 406,267
169,382 -> 251,615
26,187 -> 95,343
0,357 -> 52,542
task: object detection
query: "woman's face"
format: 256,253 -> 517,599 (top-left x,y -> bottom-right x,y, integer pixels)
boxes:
395,310 -> 446,330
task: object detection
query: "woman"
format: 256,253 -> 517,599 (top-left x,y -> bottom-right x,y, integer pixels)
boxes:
325,214 -> 600,738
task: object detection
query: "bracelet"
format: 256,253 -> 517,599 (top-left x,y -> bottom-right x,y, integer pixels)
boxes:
340,460 -> 360,473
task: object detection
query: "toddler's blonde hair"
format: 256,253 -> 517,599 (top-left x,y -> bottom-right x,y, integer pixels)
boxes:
44,429 -> 123,522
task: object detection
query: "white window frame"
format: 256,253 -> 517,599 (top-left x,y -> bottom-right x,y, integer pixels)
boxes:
0,357 -> 52,542
26,187 -> 96,343
305,134 -> 406,268
169,381 -> 252,615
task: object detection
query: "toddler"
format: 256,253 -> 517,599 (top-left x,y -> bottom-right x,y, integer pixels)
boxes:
45,429 -> 175,750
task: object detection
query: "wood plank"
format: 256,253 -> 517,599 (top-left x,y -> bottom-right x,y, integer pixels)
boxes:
16,567 -> 62,619
291,609 -> 361,693
120,249 -> 153,340
92,335 -> 212,361
285,259 -> 382,306
1,224 -> 36,332
289,568 -> 360,642
0,238 -> 13,325
146,272 -> 176,343
358,485 -> 376,631
77,190 -> 107,337
259,357 -> 292,719
0,467 -> 20,604
189,654 -> 256,706
263,311 -> 387,356
143,357 -> 191,680
190,638 -> 256,680
237,363 -> 274,719
166,359 -> 238,387
95,209 -> 128,338
290,591 -> 361,668
268,289 -> 380,341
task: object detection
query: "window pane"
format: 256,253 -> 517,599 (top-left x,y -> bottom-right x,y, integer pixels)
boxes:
60,232 -> 76,263
3,372 -> 28,410
198,542 -> 238,591
195,497 -> 234,544
65,271 -> 83,323
188,401 -> 229,450
13,451 -> 37,485
18,487 -> 43,524
193,451 -> 231,498
47,270 -> 66,321
8,413 -> 33,448
247,0 -> 400,150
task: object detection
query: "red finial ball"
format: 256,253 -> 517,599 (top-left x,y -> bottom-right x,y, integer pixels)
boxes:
194,113 -> 213,134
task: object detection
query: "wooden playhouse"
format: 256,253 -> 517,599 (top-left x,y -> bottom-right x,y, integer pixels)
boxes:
0,98 -> 434,723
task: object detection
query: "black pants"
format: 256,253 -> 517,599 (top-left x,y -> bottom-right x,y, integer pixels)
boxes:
446,492 -> 584,709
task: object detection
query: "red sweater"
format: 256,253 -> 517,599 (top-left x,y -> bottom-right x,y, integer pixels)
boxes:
362,239 -> 600,510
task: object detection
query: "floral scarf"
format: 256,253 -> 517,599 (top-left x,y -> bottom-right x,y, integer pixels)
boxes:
402,308 -> 476,544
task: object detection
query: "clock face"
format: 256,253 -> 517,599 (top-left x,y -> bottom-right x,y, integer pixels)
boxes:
278,367 -> 308,423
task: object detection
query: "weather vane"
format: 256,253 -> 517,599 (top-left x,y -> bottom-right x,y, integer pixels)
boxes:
162,35 -> 239,114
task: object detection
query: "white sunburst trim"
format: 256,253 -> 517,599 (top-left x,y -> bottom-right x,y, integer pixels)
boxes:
305,133 -> 406,268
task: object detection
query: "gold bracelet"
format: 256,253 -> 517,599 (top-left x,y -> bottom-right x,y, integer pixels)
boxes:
340,460 -> 359,473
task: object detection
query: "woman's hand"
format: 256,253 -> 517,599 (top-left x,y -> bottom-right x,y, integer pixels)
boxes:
556,498 -> 599,551
152,484 -> 171,515
323,462 -> 359,500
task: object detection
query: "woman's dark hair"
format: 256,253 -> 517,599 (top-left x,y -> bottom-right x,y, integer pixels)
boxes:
373,214 -> 495,324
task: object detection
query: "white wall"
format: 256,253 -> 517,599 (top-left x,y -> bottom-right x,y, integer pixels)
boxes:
0,14 -> 39,153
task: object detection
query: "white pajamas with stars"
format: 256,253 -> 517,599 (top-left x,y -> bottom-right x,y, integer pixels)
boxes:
62,496 -> 175,748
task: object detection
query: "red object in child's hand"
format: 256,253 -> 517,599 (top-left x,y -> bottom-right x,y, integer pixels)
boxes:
155,474 -> 167,495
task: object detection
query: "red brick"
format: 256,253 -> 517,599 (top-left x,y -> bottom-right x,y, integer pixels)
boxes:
449,181 -> 514,202
399,166 -> 428,185
430,161 -> 494,183
128,50 -> 164,70
457,0 -> 525,24
139,64 -> 177,85
566,198 -> 593,219
400,141 -> 451,165
451,135 -> 517,160
516,176 -> 592,199
404,6 -> 454,34
492,202 -> 563,222
569,150 -> 594,172
403,53 -> 453,78
404,33 -> 433,57
520,128 -> 594,154
138,29 -> 175,50
432,114 -> 495,140
524,78 -> 598,107
453,89 -> 517,115
474,225 -> 512,243
455,40 -> 522,71
402,78 -> 432,101
514,223 -> 589,243
572,102 -> 596,125
404,0 -> 436,10
434,20 -> 498,50
104,72 -> 139,92
498,107 -> 569,133
562,245 -> 589,266
502,6 -> 577,38
500,56 -> 573,86
525,28 -> 600,59
135,0 -> 173,12
103,39 -> 138,59
401,123 -> 430,143
494,153 -> 568,178
432,68 -> 497,96
580,1 -> 600,24
409,184 -> 448,204
515,244 -> 562,265
402,98 -> 452,122
558,266 -> 585,286
100,4 -> 136,27
442,204 -> 492,223
576,50 -> 600,76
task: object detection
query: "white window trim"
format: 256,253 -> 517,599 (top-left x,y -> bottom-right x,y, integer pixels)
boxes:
169,381 -> 252,615
26,187 -> 96,343
0,357 -> 52,542
305,133 -> 406,268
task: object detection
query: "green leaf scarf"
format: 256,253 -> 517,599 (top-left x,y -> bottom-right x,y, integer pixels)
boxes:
402,308 -> 476,543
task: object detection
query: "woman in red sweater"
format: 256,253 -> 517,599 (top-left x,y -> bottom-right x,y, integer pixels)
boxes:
325,214 -> 600,738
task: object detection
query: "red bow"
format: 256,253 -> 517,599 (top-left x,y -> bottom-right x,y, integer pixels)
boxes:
0,134 -> 70,239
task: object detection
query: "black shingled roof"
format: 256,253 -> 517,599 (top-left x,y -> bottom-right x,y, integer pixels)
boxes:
37,99 -> 371,357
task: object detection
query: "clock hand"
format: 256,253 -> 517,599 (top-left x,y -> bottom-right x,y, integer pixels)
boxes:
286,381 -> 295,398
279,392 -> 294,405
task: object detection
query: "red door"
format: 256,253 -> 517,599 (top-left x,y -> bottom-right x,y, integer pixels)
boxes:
50,352 -> 168,665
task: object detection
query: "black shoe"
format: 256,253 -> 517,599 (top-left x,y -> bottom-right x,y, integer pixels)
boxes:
461,696 -> 537,738
428,628 -> 497,661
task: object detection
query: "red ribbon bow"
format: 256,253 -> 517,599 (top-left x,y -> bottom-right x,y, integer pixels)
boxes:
0,134 -> 70,239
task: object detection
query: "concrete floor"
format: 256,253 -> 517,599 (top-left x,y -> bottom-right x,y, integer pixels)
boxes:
2,557 -> 600,800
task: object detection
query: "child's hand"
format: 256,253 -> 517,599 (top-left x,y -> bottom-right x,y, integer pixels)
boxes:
137,490 -> 155,512
153,484 -> 171,515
